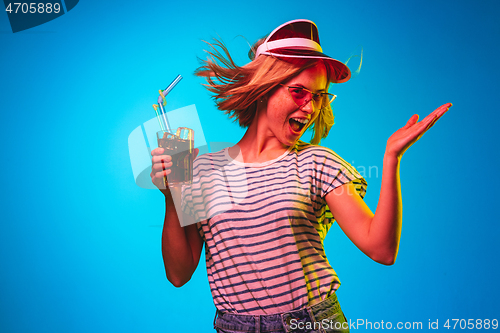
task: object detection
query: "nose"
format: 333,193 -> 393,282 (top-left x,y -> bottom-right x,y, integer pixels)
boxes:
299,98 -> 315,114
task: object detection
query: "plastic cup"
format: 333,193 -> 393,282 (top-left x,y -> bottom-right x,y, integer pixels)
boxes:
156,127 -> 194,187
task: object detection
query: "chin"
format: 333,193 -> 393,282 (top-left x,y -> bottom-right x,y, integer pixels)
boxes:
282,135 -> 302,147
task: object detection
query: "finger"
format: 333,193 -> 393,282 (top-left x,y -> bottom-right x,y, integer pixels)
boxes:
402,114 -> 436,142
432,103 -> 452,120
423,103 -> 451,128
152,161 -> 173,171
151,147 -> 165,156
411,115 -> 437,138
151,170 -> 169,189
417,112 -> 442,138
423,113 -> 438,127
151,170 -> 165,182
425,115 -> 438,130
420,103 -> 452,124
154,169 -> 171,179
152,155 -> 172,164
404,114 -> 419,129
426,115 -> 440,130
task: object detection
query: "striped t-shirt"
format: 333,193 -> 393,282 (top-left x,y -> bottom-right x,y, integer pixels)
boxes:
182,141 -> 367,315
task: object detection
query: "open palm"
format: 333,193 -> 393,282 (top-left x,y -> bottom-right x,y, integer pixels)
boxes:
386,103 -> 452,158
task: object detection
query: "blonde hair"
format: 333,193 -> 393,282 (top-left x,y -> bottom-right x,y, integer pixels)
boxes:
195,38 -> 335,144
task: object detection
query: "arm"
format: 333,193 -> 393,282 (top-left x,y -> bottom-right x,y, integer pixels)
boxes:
161,191 -> 204,287
325,103 -> 451,265
151,148 -> 204,287
325,158 -> 401,265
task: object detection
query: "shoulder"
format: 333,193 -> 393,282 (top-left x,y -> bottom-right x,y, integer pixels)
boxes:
194,148 -> 227,164
192,148 -> 229,177
294,142 -> 368,198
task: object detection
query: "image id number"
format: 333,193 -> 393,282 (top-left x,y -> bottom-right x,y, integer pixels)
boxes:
5,3 -> 61,14
444,319 -> 498,329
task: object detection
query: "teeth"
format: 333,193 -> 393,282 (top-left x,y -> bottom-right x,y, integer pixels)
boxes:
292,118 -> 309,125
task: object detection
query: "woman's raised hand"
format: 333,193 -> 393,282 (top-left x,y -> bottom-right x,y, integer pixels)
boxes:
385,103 -> 452,159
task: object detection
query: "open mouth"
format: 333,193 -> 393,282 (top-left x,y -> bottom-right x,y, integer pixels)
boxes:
289,117 -> 309,133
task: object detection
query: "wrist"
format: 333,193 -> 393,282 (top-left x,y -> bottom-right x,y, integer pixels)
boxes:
163,188 -> 174,203
383,152 -> 401,166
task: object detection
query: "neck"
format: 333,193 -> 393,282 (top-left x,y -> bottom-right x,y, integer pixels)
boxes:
230,104 -> 290,163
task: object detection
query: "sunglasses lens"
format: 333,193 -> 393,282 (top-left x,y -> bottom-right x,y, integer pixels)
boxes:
289,87 -> 311,106
287,86 -> 335,108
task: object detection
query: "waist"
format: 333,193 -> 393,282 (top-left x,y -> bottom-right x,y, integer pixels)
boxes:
214,292 -> 345,332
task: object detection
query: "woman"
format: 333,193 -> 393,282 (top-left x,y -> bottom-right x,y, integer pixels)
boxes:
151,19 -> 451,333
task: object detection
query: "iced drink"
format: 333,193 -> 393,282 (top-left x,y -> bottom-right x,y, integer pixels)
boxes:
157,128 -> 194,187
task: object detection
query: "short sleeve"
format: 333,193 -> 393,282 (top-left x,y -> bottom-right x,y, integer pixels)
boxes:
304,145 -> 367,229
319,150 -> 367,199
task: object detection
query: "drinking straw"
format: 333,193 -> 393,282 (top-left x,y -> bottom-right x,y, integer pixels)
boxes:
158,75 -> 183,103
157,90 -> 170,132
157,75 -> 183,133
152,104 -> 165,132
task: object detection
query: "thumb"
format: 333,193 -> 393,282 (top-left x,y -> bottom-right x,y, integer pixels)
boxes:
193,148 -> 199,158
404,114 -> 419,129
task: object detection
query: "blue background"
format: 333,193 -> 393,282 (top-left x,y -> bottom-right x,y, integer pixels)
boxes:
1,1 -> 499,332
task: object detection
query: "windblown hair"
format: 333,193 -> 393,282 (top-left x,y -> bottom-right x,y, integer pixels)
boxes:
195,37 -> 335,145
